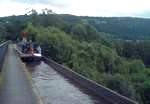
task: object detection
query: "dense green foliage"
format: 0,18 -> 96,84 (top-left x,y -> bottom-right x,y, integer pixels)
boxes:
25,22 -> 149,103
0,11 -> 150,104
115,40 -> 150,66
0,15 -> 30,41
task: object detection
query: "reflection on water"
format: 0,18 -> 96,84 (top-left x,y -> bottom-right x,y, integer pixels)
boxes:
26,61 -> 106,104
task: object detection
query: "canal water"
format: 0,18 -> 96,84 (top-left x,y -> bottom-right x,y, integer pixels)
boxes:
26,61 -> 108,104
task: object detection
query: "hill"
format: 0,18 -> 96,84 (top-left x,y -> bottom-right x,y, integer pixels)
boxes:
0,13 -> 149,104
62,15 -> 150,40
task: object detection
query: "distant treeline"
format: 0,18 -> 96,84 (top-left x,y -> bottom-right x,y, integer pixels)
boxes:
80,16 -> 150,40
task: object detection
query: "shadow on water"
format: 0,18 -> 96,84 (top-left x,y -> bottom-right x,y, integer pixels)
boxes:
25,61 -> 42,72
25,61 -> 108,104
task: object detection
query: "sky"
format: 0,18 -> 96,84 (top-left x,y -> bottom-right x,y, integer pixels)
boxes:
0,0 -> 150,18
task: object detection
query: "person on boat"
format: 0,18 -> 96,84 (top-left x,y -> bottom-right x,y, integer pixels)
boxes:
20,39 -> 27,53
37,45 -> 41,54
25,42 -> 34,54
21,32 -> 28,52
33,43 -> 41,54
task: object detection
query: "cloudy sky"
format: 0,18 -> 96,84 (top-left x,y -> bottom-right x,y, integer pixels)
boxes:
0,0 -> 150,18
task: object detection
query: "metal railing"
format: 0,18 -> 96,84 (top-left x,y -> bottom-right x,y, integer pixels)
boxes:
0,41 -> 11,72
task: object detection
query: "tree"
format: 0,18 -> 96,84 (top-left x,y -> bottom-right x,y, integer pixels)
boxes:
140,80 -> 150,104
70,23 -> 99,41
128,60 -> 145,74
104,74 -> 137,100
71,23 -> 87,40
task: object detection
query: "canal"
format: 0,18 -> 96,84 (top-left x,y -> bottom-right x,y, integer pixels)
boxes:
26,61 -> 108,104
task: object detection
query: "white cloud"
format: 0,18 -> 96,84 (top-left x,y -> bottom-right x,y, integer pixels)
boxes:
64,0 -> 150,17
0,1 -> 60,17
0,0 -> 150,17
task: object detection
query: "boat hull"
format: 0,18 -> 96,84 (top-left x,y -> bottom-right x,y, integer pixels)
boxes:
21,55 -> 42,62
15,45 -> 42,62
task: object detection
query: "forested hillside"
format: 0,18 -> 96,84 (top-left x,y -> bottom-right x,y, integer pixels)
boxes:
59,15 -> 150,39
0,10 -> 150,104
81,16 -> 150,40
